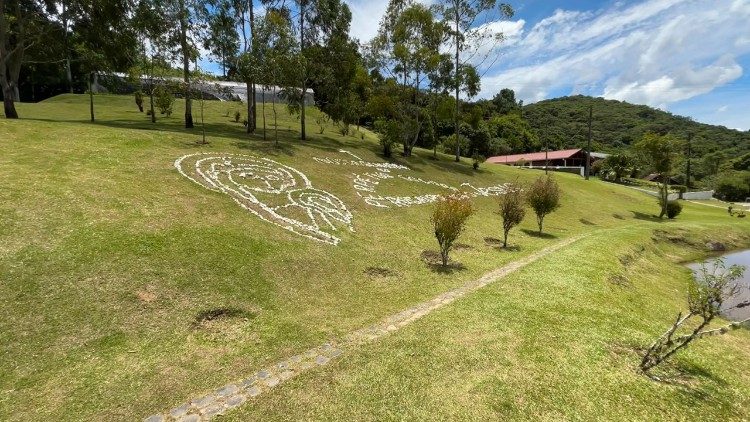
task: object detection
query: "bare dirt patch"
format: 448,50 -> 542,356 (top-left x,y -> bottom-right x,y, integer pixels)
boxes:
420,250 -> 465,273
364,266 -> 399,278
192,308 -> 258,343
453,243 -> 474,250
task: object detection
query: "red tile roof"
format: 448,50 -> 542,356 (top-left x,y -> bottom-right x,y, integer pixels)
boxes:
486,148 -> 582,164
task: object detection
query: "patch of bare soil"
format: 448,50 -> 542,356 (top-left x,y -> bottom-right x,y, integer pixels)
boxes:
364,266 -> 399,278
192,308 -> 257,343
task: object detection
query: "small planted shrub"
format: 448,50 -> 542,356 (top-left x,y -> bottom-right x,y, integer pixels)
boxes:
234,110 -> 241,123
472,153 -> 484,171
431,194 -> 473,266
526,175 -> 561,233
672,185 -> 687,199
315,115 -> 330,134
134,90 -> 144,112
498,183 -> 526,248
339,122 -> 351,136
666,200 -> 682,219
737,209 -> 747,218
154,84 -> 174,117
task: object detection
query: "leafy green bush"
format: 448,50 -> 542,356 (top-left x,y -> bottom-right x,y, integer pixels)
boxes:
498,183 -> 526,248
134,91 -> 144,112
373,119 -> 400,157
441,134 -> 470,157
472,153 -> 484,170
671,184 -> 687,199
666,200 -> 682,219
431,194 -> 473,266
154,85 -> 174,117
526,175 -> 561,232
714,171 -> 750,202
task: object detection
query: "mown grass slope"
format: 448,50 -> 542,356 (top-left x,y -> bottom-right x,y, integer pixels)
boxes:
0,94 -> 748,420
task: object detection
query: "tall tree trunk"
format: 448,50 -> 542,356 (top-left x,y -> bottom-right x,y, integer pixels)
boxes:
659,179 -> 669,218
0,0 -> 20,118
299,0 -> 306,140
179,0 -> 193,128
273,90 -> 278,146
262,89 -> 266,140
454,7 -> 460,162
62,0 -> 73,93
247,0 -> 256,133
89,72 -> 95,122
149,87 -> 156,123
250,82 -> 253,133
2,82 -> 18,118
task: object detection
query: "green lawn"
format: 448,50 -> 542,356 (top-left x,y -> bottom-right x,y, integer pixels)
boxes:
1,94 -> 749,421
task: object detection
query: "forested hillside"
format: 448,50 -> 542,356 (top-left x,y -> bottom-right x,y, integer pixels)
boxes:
523,95 -> 750,156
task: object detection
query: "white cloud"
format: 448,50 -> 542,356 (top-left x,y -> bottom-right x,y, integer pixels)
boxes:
347,0 -> 436,43
479,0 -> 750,113
717,105 -> 729,113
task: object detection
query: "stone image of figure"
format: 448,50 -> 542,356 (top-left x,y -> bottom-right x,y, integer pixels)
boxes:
175,153 -> 353,245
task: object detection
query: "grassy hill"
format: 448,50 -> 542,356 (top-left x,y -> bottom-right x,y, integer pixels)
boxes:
1,94 -> 749,421
523,95 -> 750,156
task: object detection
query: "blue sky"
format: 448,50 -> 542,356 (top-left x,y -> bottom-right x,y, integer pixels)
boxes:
349,0 -> 750,131
204,1 -> 750,130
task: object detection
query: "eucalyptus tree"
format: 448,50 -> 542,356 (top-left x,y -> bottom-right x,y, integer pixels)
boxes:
289,0 -> 355,140
253,6 -> 298,145
203,0 -> 239,78
434,0 -> 514,161
372,0 -> 448,156
68,0 -> 137,122
162,0 -> 206,129
0,0 -> 57,118
132,0 -> 172,123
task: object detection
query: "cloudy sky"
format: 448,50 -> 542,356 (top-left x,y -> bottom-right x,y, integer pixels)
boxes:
346,0 -> 750,130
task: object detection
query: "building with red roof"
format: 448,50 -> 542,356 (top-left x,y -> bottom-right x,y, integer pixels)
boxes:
486,149 -> 607,177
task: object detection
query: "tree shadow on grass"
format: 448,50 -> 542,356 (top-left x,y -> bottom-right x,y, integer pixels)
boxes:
421,250 -> 466,274
521,228 -> 558,239
580,218 -> 597,226
483,237 -> 522,251
632,211 -> 664,222
23,116 -> 351,158
612,342 -> 728,398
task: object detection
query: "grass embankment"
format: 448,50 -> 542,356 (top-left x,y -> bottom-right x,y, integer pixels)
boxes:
0,94 -> 749,420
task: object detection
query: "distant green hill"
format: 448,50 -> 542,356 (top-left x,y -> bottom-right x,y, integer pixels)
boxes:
523,95 -> 750,156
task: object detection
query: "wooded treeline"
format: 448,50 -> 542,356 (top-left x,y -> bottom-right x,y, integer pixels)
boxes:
2,0 -> 747,196
1,0 -> 522,154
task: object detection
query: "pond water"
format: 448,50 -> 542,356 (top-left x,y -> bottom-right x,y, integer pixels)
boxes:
687,249 -> 750,323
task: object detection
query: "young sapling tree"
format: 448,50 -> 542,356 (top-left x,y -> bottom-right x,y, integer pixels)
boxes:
526,175 -> 561,233
498,183 -> 525,248
431,193 -> 473,266
640,259 -> 748,375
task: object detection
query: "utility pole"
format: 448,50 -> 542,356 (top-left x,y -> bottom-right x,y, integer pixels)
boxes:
585,104 -> 592,180
545,138 -> 549,175
685,132 -> 693,189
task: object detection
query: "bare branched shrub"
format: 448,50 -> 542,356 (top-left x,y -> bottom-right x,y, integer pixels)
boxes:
640,259 -> 748,375
499,183 -> 526,248
431,194 -> 474,266
526,175 -> 561,233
